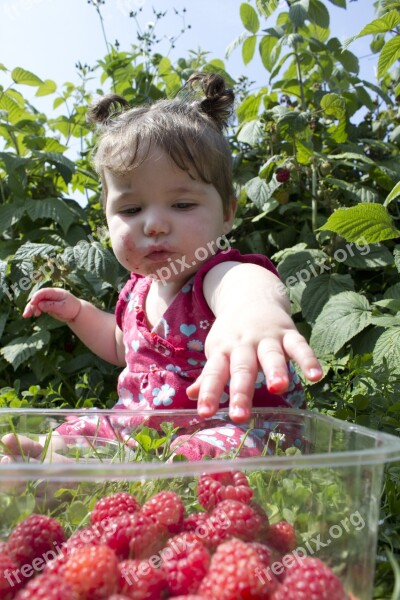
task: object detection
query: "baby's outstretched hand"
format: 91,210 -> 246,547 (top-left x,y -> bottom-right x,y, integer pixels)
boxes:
187,262 -> 323,423
188,304 -> 323,424
23,288 -> 81,322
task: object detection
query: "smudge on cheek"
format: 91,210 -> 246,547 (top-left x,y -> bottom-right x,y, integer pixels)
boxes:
121,234 -> 136,253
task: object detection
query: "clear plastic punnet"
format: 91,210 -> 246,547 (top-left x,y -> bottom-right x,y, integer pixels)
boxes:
0,407 -> 399,599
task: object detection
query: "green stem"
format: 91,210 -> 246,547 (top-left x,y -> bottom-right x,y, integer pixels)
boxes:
294,44 -> 306,110
311,164 -> 318,232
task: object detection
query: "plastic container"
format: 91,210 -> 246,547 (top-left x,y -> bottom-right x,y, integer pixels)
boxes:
0,407 -> 399,599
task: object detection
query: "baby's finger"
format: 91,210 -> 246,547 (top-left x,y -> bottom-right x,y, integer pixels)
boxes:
257,339 -> 290,394
1,433 -> 44,459
228,345 -> 258,422
196,352 -> 230,419
282,331 -> 323,381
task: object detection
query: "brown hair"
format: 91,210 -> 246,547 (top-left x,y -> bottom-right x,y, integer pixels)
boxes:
87,73 -> 235,214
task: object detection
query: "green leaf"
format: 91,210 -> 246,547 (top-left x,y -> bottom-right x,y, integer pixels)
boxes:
384,180 -> 400,207
11,67 -> 43,86
1,331 -> 50,370
320,93 -> 346,120
67,501 -> 89,526
240,3 -> 260,33
337,50 -> 359,74
236,94 -> 262,123
68,241 -> 118,285
245,176 -> 280,209
308,0 -> 330,28
356,10 -> 400,38
378,36 -> 400,79
343,243 -> 394,269
310,292 -> 372,356
14,243 -> 58,261
373,327 -> 400,373
25,199 -> 77,234
277,249 -> 329,284
36,79 -> 57,97
327,0 -> 346,6
302,273 -> 354,324
237,119 -> 264,145
242,35 -> 257,65
259,36 -> 281,72
256,0 -> 279,17
319,204 -> 400,244
33,151 -> 76,185
289,0 -> 309,28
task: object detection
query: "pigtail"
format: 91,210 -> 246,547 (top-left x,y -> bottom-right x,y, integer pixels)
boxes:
87,94 -> 131,125
185,73 -> 235,131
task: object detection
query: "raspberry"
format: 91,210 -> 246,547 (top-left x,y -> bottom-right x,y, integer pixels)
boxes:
91,492 -> 140,525
250,542 -> 274,567
197,470 -> 253,511
199,537 -> 278,599
272,556 -> 347,600
265,521 -> 297,554
13,573 -> 78,600
275,168 -> 290,183
161,532 -> 210,596
0,551 -> 24,598
101,513 -> 165,560
205,499 -> 263,548
7,514 -> 66,568
141,490 -> 184,534
63,544 -> 118,599
0,542 -> 8,553
64,525 -> 104,552
118,559 -> 167,599
182,511 -> 209,534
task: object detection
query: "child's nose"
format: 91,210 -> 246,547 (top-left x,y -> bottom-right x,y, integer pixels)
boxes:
143,210 -> 170,237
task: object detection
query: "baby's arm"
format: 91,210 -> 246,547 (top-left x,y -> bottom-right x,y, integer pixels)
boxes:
187,261 -> 322,423
23,288 -> 125,366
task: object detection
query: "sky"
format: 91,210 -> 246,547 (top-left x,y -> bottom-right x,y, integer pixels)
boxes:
0,0 -> 377,99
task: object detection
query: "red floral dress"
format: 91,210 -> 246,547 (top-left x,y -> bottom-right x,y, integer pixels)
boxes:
57,249 -> 305,458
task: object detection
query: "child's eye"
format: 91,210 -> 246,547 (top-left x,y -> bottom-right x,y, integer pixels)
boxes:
120,207 -> 141,215
174,202 -> 196,210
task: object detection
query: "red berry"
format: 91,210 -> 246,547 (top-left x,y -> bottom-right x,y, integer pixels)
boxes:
91,492 -> 140,525
250,542 -> 274,567
197,470 -> 252,511
199,538 -> 278,599
7,514 -> 65,568
141,491 -> 184,534
182,512 -> 209,534
275,168 -> 291,183
0,551 -> 24,598
265,521 -> 297,554
162,532 -> 210,596
272,556 -> 347,600
63,544 -> 118,599
118,559 -> 167,599
14,573 -> 78,600
101,513 -> 165,560
205,499 -> 263,548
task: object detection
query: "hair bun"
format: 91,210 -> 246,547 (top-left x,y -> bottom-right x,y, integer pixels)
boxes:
87,94 -> 130,125
186,72 -> 235,131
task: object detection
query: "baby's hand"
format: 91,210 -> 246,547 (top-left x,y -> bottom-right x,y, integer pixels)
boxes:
23,288 -> 81,322
187,304 -> 323,424
0,433 -> 70,464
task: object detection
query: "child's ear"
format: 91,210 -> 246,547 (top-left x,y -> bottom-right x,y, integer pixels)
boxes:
223,197 -> 237,234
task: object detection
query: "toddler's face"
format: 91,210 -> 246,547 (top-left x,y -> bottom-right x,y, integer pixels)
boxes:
105,147 -> 235,286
